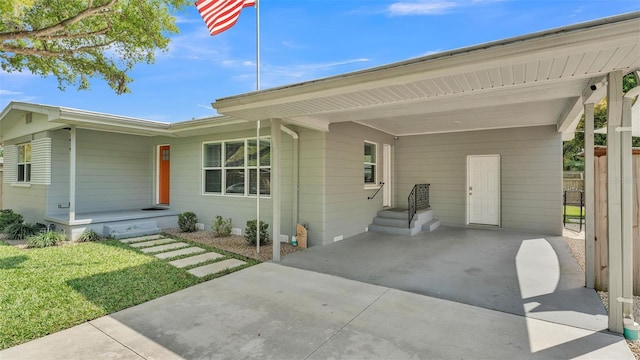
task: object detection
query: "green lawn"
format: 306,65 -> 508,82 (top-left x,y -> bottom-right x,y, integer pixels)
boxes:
0,240 -> 202,350
563,205 -> 585,218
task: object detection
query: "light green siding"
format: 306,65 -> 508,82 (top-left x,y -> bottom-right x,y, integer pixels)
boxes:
75,129 -> 154,212
324,123 -> 396,243
395,125 -> 562,235
47,129 -> 70,216
152,127 -> 297,241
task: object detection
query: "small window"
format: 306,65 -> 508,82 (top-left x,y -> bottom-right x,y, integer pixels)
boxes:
364,142 -> 377,186
17,143 -> 31,182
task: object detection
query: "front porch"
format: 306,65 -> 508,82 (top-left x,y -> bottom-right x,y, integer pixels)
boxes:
46,208 -> 179,240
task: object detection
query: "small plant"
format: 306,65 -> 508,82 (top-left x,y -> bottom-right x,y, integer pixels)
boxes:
0,209 -> 23,232
212,215 -> 233,237
178,211 -> 198,232
77,229 -> 101,242
244,219 -> 270,246
26,231 -> 66,248
4,223 -> 40,240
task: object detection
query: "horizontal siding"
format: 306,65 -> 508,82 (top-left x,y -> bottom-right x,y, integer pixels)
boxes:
75,129 -> 153,212
395,125 -> 562,235
3,145 -> 17,183
2,184 -> 46,223
47,131 -> 71,216
324,122 -> 396,243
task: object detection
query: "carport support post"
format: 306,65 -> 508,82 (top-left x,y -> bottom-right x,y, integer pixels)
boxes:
584,103 -> 595,289
69,126 -> 76,222
607,70 -> 623,333
621,84 -> 634,322
272,118 -> 281,262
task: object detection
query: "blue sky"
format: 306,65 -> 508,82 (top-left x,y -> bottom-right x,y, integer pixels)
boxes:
0,0 -> 638,122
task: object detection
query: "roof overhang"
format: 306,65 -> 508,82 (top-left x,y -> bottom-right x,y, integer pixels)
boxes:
213,12 -> 640,137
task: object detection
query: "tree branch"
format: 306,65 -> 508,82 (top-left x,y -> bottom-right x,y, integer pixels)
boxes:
0,0 -> 118,41
0,40 -> 117,58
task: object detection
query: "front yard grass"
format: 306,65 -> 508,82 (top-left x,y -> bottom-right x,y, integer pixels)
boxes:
0,239 -> 200,350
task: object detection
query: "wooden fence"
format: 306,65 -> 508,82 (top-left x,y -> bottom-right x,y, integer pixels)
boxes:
594,154 -> 640,293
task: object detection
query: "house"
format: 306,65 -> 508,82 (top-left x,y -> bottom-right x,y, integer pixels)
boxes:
0,11 -> 638,331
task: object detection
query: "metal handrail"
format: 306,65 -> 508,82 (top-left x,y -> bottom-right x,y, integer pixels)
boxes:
367,182 -> 385,200
408,184 -> 430,227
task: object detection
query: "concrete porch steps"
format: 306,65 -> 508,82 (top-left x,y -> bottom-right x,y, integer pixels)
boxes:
118,235 -> 246,278
105,220 -> 161,239
368,208 -> 440,236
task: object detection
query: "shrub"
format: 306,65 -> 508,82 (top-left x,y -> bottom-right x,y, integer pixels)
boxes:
178,211 -> 198,232
26,231 -> 66,248
212,215 -> 232,237
77,229 -> 101,242
0,209 -> 23,232
5,223 -> 40,240
244,219 -> 270,246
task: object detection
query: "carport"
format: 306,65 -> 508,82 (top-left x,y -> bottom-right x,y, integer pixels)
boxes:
213,12 -> 640,333
280,227 -> 607,332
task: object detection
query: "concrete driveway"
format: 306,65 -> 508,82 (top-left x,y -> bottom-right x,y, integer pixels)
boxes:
1,227 -> 633,359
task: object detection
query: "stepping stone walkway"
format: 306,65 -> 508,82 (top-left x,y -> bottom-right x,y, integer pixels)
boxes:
118,235 -> 247,278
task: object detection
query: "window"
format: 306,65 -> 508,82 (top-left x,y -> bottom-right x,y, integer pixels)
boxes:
364,141 -> 377,186
203,138 -> 271,196
17,143 -> 31,182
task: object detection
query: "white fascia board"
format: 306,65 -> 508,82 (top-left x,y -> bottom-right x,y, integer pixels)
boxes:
214,13 -> 640,114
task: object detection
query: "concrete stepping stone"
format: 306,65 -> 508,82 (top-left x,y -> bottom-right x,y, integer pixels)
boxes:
169,252 -> 224,268
129,238 -> 174,248
187,259 -> 246,278
154,247 -> 206,260
120,234 -> 163,243
140,242 -> 189,253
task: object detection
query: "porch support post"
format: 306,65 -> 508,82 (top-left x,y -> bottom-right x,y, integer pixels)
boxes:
607,70 -> 623,333
69,126 -> 77,223
271,118 -> 281,262
621,83 -> 634,322
584,102 -> 595,289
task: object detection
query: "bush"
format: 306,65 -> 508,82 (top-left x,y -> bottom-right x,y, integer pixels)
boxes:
26,231 -> 66,248
244,219 -> 270,246
212,215 -> 232,237
77,229 -> 101,242
0,210 -> 23,232
4,223 -> 40,240
178,211 -> 198,232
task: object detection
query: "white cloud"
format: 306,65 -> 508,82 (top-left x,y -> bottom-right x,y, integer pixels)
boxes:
255,58 -> 372,89
386,0 -> 508,16
387,1 -> 458,16
0,89 -> 22,95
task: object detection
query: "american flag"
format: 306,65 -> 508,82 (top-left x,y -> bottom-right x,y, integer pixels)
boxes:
196,0 -> 256,36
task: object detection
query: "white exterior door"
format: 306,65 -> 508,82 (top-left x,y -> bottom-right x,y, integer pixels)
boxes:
467,155 -> 500,226
383,144 -> 392,207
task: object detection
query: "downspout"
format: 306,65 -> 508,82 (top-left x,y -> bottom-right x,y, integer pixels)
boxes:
281,125 -> 299,238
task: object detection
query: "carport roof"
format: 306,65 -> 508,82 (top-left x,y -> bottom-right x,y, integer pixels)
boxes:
212,12 -> 640,138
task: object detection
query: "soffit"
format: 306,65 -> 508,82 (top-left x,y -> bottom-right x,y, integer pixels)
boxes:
213,13 -> 640,136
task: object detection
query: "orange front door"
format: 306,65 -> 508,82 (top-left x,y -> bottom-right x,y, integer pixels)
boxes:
159,145 -> 170,204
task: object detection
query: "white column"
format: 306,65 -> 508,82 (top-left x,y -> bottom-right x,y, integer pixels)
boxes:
621,87 -> 634,321
69,126 -> 77,222
607,70 -> 623,333
584,103 -> 595,289
271,118 -> 281,262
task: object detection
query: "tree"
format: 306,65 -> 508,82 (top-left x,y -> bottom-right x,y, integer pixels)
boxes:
563,73 -> 639,170
0,0 -> 190,94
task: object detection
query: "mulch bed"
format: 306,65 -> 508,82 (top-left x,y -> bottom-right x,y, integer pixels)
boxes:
163,228 -> 301,262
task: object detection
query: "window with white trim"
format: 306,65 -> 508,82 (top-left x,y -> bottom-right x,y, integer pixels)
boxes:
203,138 -> 271,196
364,141 -> 377,186
17,143 -> 31,182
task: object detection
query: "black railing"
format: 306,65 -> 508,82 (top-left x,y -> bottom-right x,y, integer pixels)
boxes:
367,182 -> 385,200
408,184 -> 430,227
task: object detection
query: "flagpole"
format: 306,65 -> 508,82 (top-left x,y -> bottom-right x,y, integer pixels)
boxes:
255,0 -> 261,254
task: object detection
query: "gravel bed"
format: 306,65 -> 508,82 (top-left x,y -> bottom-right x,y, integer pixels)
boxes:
163,228 -> 301,262
562,228 -> 640,359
